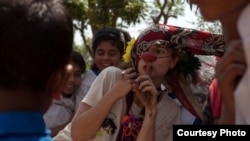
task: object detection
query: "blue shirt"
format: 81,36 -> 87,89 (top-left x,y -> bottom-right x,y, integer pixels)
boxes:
0,111 -> 53,141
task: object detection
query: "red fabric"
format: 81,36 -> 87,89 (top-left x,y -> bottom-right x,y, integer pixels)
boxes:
169,73 -> 202,119
209,79 -> 223,119
131,24 -> 225,73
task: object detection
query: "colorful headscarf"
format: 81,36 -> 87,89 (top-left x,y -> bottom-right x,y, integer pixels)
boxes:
130,24 -> 225,71
125,24 -> 225,119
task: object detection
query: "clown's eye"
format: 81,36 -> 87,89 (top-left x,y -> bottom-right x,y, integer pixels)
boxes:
152,48 -> 171,58
154,49 -> 166,55
148,45 -> 173,58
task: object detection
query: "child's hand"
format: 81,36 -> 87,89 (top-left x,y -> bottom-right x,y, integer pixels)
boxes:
121,67 -> 138,87
111,68 -> 137,98
215,40 -> 246,123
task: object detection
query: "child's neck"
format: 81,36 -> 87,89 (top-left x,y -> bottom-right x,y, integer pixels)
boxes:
0,89 -> 49,113
62,93 -> 73,98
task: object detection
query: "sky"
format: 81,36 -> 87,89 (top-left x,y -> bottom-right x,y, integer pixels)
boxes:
74,1 -> 198,45
126,2 -> 198,38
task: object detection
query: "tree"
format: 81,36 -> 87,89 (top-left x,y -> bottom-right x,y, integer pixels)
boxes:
187,4 -> 222,34
193,16 -> 222,34
148,0 -> 185,24
63,0 -> 147,58
64,0 -> 221,66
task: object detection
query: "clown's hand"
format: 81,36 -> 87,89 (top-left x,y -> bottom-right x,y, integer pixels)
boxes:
133,75 -> 157,112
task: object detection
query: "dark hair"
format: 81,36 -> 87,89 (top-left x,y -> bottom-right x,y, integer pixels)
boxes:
91,27 -> 131,71
71,51 -> 86,73
0,0 -> 73,91
92,27 -> 131,55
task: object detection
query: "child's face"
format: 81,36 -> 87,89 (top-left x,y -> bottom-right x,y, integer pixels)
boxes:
61,60 -> 83,95
94,40 -> 122,71
137,45 -> 178,81
189,0 -> 249,21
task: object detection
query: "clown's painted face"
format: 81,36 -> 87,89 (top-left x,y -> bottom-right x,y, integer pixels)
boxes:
137,45 -> 179,82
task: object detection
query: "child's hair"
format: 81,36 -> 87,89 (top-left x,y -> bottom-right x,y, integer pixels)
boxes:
0,0 -> 73,91
71,51 -> 86,73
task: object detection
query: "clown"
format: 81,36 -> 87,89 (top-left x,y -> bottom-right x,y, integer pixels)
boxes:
71,24 -> 224,141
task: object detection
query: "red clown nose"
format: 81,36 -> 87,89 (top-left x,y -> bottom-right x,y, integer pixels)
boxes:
141,52 -> 157,62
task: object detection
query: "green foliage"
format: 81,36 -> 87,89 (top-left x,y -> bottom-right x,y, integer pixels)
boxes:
147,0 -> 186,24
73,44 -> 83,55
73,43 -> 92,69
188,6 -> 222,34
64,0 -> 222,61
195,17 -> 222,34
64,0 -> 147,32
63,0 -> 87,21
63,0 -> 148,60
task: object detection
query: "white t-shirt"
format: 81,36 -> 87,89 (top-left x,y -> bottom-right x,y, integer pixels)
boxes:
75,69 -> 97,110
82,66 -> 180,141
53,122 -> 73,141
43,95 -> 75,128
235,3 -> 250,124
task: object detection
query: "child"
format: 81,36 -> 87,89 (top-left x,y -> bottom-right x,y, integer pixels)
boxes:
43,51 -> 86,137
189,0 -> 248,124
0,0 -> 73,140
53,27 -> 131,140
74,27 -> 132,109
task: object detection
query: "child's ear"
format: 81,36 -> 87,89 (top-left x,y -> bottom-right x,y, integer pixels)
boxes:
46,64 -> 72,99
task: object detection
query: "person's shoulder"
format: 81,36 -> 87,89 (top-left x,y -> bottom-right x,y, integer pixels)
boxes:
82,69 -> 97,80
161,94 -> 180,108
95,66 -> 122,81
101,66 -> 122,75
158,94 -> 180,116
84,69 -> 95,76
